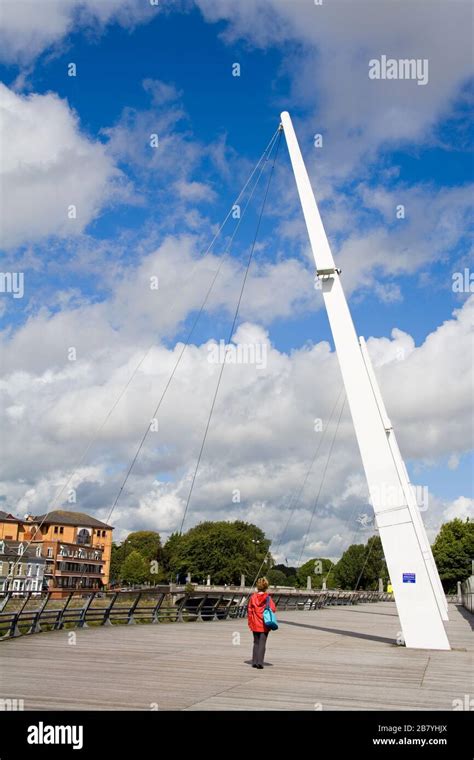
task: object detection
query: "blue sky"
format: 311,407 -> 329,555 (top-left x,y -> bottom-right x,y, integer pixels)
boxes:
0,1 -> 472,557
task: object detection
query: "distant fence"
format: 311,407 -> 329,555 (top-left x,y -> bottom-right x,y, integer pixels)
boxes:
461,577 -> 474,614
0,587 -> 394,640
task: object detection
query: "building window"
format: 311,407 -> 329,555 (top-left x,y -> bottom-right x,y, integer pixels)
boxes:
47,548 -> 53,558
54,526 -> 58,534
59,526 -> 64,534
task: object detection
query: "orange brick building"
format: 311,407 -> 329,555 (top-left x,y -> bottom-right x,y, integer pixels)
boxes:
0,511 -> 25,541
0,510 -> 114,596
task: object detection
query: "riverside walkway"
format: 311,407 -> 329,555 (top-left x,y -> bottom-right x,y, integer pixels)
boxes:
1,602 -> 471,711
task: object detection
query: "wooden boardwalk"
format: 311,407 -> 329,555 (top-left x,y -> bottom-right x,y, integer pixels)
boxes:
1,602 -> 472,711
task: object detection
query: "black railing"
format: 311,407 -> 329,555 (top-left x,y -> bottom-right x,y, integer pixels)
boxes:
0,587 -> 394,640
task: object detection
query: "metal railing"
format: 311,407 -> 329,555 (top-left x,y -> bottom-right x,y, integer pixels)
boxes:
0,587 -> 394,640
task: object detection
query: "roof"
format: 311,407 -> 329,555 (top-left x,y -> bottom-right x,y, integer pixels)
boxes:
26,510 -> 113,530
0,511 -> 23,523
0,540 -> 46,560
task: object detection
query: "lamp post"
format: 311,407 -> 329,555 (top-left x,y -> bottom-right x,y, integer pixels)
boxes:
251,539 -> 260,559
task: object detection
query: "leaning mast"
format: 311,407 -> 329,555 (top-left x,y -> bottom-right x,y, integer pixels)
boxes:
280,111 -> 449,650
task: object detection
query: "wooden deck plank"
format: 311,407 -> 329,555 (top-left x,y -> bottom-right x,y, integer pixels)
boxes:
0,602 -> 471,711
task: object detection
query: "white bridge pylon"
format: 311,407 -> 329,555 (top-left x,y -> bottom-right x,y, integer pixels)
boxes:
280,111 -> 450,650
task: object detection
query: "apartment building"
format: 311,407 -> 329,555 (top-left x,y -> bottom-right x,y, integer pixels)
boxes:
23,510 -> 114,591
0,540 -> 46,593
0,509 -> 114,596
0,511 -> 25,541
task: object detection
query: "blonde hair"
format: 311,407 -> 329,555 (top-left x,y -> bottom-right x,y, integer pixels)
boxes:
256,577 -> 269,592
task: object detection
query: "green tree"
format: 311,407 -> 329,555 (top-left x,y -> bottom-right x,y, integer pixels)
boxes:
110,542 -> 126,584
112,531 -> 164,584
267,569 -> 289,586
164,521 -> 271,585
332,536 -> 387,590
362,536 -> 388,589
333,544 -> 365,589
297,558 -> 333,589
432,518 -> 474,593
120,550 -> 150,585
124,531 -> 162,563
273,563 -> 299,587
162,532 -> 184,579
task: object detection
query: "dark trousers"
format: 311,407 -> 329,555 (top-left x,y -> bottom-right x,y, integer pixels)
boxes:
252,631 -> 269,666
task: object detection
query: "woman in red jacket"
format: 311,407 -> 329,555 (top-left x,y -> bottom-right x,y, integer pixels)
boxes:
247,577 -> 277,669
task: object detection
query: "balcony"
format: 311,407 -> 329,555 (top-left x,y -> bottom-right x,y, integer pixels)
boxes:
57,554 -> 104,563
54,569 -> 103,578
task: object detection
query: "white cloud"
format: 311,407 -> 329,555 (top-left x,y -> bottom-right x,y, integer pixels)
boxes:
0,0 -> 471,563
0,270 -> 472,559
0,0 -> 156,64
0,234 -> 316,374
442,496 -> 473,522
173,179 -> 216,202
0,83 -> 125,248
313,182 -> 473,297
369,297 -> 474,460
195,0 -> 473,178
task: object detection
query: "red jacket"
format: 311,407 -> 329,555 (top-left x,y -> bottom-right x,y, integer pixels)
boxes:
247,592 -> 276,632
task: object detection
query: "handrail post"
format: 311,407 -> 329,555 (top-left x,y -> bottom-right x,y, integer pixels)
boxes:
10,591 -> 31,637
212,594 -> 224,621
176,594 -> 188,622
102,592 -> 118,626
151,593 -> 165,623
0,590 -> 12,612
78,592 -> 95,628
29,591 -> 51,634
127,592 -> 142,625
195,594 -> 207,622
54,592 -> 73,630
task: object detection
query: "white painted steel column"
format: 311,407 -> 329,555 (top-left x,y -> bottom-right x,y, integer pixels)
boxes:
359,336 -> 449,621
281,111 -> 450,650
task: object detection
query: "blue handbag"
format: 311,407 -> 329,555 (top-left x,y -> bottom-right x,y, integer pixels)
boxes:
263,594 -> 278,630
